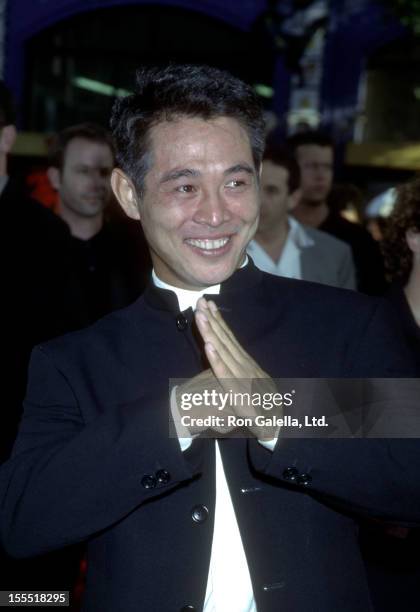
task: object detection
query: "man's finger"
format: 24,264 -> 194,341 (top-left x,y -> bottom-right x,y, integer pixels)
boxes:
196,299 -> 270,380
207,300 -> 236,341
200,301 -> 259,371
205,342 -> 234,379
196,301 -> 242,359
195,309 -> 233,357
195,310 -> 242,375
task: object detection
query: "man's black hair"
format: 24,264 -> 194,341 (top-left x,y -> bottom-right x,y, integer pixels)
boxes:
0,81 -> 16,127
110,64 -> 265,196
48,122 -> 116,170
286,130 -> 334,155
263,145 -> 301,193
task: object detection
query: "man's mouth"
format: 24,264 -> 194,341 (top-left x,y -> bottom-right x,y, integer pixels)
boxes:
84,195 -> 104,200
184,236 -> 232,255
185,237 -> 230,250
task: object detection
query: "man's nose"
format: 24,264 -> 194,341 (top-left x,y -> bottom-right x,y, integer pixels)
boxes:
193,189 -> 232,226
89,171 -> 108,189
315,164 -> 330,179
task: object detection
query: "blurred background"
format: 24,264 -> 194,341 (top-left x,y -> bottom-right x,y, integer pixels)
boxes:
3,0 -> 420,212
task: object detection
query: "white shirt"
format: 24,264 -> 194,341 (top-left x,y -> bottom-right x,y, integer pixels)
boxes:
247,216 -> 314,280
152,268 -> 260,612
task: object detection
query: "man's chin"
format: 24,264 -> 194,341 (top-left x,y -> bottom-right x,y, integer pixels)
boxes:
306,192 -> 329,207
188,263 -> 238,289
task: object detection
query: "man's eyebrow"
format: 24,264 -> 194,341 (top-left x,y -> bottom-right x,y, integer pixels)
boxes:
159,168 -> 201,184
224,163 -> 255,176
159,164 -> 255,184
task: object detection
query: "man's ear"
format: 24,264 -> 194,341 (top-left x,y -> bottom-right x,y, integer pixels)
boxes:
406,229 -> 420,254
287,188 -> 302,211
111,168 -> 141,220
0,125 -> 17,154
47,166 -> 61,191
258,162 -> 263,183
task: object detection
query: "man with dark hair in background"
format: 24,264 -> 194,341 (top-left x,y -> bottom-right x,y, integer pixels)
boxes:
47,123 -> 116,241
0,83 -> 88,603
1,105 -> 150,598
0,65 -> 419,612
47,122 -> 151,326
3,116 -> 151,459
247,146 -> 356,289
286,130 -> 386,294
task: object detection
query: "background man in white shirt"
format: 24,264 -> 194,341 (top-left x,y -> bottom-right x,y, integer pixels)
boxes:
286,130 -> 386,294
248,146 -> 356,289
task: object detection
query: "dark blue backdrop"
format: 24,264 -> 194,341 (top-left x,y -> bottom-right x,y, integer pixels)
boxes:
4,0 -> 406,136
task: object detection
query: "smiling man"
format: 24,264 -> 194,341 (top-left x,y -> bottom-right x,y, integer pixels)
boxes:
1,65 -> 419,612
112,115 -> 260,289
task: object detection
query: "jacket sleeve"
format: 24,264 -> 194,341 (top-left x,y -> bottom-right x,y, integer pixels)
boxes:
249,297 -> 420,524
248,437 -> 420,524
0,346 -> 197,559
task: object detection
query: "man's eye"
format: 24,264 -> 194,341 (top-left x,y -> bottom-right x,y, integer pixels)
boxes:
226,179 -> 246,189
177,185 -> 196,193
264,186 -> 279,195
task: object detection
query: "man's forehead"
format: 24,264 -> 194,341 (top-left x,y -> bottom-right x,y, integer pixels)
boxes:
262,161 -> 289,181
145,116 -> 255,182
149,115 -> 251,150
296,144 -> 333,159
64,137 -> 113,164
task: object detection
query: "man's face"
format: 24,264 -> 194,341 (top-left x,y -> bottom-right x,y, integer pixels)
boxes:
136,116 -> 260,289
295,144 -> 333,206
259,161 -> 294,232
55,138 -> 114,218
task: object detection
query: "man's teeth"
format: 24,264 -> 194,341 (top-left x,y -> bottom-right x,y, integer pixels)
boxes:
186,237 -> 230,250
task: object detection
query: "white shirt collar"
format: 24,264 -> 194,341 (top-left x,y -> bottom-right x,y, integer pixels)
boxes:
247,217 -> 314,258
286,216 -> 315,248
247,218 -> 314,280
152,270 -> 220,312
151,256 -> 248,312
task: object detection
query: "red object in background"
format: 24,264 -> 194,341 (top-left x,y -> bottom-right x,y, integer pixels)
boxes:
26,169 -> 58,212
71,556 -> 87,611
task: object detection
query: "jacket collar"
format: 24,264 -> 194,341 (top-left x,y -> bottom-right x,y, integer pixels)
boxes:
143,258 -> 263,313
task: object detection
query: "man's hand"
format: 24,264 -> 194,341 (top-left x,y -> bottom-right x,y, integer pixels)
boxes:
174,368 -> 237,436
194,297 -> 280,440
